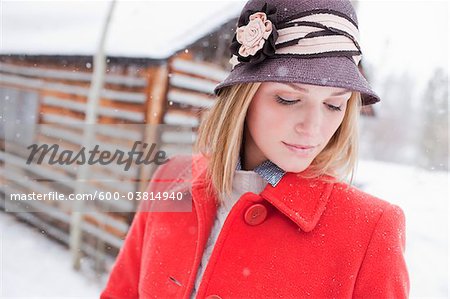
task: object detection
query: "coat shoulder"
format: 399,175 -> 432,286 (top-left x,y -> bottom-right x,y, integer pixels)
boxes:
326,180 -> 405,227
330,180 -> 395,212
325,181 -> 409,297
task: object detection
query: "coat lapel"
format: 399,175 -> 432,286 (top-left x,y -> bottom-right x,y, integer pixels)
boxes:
260,172 -> 335,232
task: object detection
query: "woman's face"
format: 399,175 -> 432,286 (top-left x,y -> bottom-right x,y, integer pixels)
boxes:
243,82 -> 352,172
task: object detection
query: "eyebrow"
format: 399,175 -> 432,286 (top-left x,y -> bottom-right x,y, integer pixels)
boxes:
280,83 -> 351,97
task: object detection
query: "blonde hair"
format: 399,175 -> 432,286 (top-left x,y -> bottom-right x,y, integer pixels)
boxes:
194,82 -> 362,203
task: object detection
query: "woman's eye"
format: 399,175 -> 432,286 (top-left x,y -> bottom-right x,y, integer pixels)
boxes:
275,95 -> 342,111
275,96 -> 299,105
326,104 -> 342,111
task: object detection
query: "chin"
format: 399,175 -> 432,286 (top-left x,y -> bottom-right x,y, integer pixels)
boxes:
276,160 -> 312,173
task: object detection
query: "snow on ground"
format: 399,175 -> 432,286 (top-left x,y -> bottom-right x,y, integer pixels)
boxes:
1,160 -> 448,298
0,211 -> 103,298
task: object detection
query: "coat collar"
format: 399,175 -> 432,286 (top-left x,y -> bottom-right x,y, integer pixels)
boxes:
259,171 -> 335,232
236,156 -> 286,187
191,154 -> 335,233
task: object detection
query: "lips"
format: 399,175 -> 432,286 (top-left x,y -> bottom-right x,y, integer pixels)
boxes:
282,142 -> 316,149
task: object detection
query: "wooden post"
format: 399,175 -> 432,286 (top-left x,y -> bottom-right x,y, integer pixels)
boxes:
70,0 -> 116,271
138,63 -> 169,196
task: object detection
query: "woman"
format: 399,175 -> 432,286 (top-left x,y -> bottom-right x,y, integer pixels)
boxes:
101,0 -> 410,298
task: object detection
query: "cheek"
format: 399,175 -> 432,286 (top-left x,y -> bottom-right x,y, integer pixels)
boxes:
321,114 -> 345,142
247,98 -> 286,141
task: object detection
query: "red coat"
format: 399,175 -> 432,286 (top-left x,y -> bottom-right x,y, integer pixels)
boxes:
101,154 -> 410,298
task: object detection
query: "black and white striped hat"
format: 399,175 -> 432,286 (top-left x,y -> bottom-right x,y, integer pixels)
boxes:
214,0 -> 380,105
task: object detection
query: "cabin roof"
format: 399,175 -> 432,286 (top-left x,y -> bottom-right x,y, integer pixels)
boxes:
2,0 -> 245,59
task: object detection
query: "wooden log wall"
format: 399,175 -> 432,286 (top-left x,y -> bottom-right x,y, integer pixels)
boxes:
163,54 -> 227,156
0,59 -> 156,272
0,54 -> 229,273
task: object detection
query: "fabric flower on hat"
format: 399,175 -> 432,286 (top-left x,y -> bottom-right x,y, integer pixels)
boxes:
230,2 -> 278,65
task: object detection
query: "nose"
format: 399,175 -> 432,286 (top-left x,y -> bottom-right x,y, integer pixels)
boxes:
295,104 -> 321,137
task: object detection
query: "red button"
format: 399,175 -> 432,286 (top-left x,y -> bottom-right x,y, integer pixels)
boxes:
206,295 -> 222,299
244,203 -> 267,226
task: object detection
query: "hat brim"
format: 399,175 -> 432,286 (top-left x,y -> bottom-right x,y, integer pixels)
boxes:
214,56 -> 380,106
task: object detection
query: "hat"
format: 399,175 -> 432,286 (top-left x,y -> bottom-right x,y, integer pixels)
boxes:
214,0 -> 380,105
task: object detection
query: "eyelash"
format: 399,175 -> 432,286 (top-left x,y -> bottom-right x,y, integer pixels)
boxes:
275,96 -> 342,112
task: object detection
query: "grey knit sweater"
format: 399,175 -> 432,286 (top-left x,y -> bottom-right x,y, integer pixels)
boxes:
190,169 -> 268,297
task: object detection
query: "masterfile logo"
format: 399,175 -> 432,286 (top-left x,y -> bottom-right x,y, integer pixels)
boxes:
26,141 -> 170,171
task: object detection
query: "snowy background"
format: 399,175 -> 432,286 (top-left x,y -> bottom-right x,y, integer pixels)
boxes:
1,0 -> 449,298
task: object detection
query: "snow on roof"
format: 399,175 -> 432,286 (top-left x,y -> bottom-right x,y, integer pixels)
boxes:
2,0 -> 246,59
